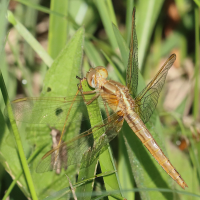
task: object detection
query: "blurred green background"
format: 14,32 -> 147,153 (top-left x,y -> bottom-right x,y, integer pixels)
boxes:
0,0 -> 200,200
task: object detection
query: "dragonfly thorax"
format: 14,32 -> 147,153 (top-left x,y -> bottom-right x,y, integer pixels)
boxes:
100,79 -> 135,114
117,87 -> 135,114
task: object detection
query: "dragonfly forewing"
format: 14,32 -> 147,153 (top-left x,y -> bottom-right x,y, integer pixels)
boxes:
10,96 -> 86,125
9,94 -> 118,125
126,7 -> 138,98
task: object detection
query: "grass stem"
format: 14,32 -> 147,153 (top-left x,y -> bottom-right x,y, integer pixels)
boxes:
193,5 -> 199,120
0,71 -> 38,200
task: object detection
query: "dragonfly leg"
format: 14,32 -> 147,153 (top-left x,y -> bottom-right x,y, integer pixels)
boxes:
103,101 -> 111,122
76,75 -> 82,80
79,92 -> 100,105
82,90 -> 98,95
85,93 -> 100,105
77,81 -> 98,95
77,81 -> 100,105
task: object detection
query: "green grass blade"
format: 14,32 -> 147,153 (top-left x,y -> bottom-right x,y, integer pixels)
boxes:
1,3 -> 37,198
23,0 -> 39,66
48,0 -> 68,59
78,79 -> 123,200
43,171 -> 116,200
125,0 -> 134,44
106,0 -> 117,26
99,147 -> 123,200
194,0 -> 200,7
101,49 -> 125,85
7,11 -> 53,67
27,27 -> 84,199
15,0 -> 67,18
136,0 -> 164,69
0,72 -> 38,200
118,133 -> 135,199
85,40 -> 105,66
2,146 -> 45,200
112,24 -> 129,70
76,79 -> 102,200
0,0 -> 8,55
95,0 -> 118,50
193,5 -> 199,120
15,0 -> 79,30
7,39 -> 33,96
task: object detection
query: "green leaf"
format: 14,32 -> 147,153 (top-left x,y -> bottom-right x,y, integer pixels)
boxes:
76,79 -> 101,200
76,79 -> 123,200
2,27 -> 84,199
31,28 -> 84,199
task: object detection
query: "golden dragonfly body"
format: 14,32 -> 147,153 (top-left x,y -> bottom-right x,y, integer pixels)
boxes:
10,8 -> 187,189
86,63 -> 187,189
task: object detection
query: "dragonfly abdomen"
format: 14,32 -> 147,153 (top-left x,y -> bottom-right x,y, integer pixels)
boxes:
125,111 -> 188,189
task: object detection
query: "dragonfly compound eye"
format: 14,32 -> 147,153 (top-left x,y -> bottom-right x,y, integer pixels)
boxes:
86,68 -> 97,88
86,67 -> 108,88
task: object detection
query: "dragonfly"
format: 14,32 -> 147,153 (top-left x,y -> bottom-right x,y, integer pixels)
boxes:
10,8 -> 187,189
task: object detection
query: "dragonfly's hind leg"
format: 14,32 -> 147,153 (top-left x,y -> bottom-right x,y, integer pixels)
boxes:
103,101 -> 111,122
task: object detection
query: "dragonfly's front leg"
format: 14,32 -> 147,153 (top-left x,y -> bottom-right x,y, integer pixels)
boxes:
77,77 -> 112,121
84,93 -> 100,105
77,78 -> 100,105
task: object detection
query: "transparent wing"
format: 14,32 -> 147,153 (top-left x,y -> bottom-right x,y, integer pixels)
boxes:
36,112 -> 124,172
7,93 -> 119,125
126,7 -> 138,98
134,54 -> 176,124
7,96 -> 86,125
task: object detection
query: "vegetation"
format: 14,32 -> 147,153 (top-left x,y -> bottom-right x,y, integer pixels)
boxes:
0,0 -> 199,199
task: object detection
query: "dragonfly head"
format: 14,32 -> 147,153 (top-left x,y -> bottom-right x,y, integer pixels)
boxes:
86,66 -> 108,88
